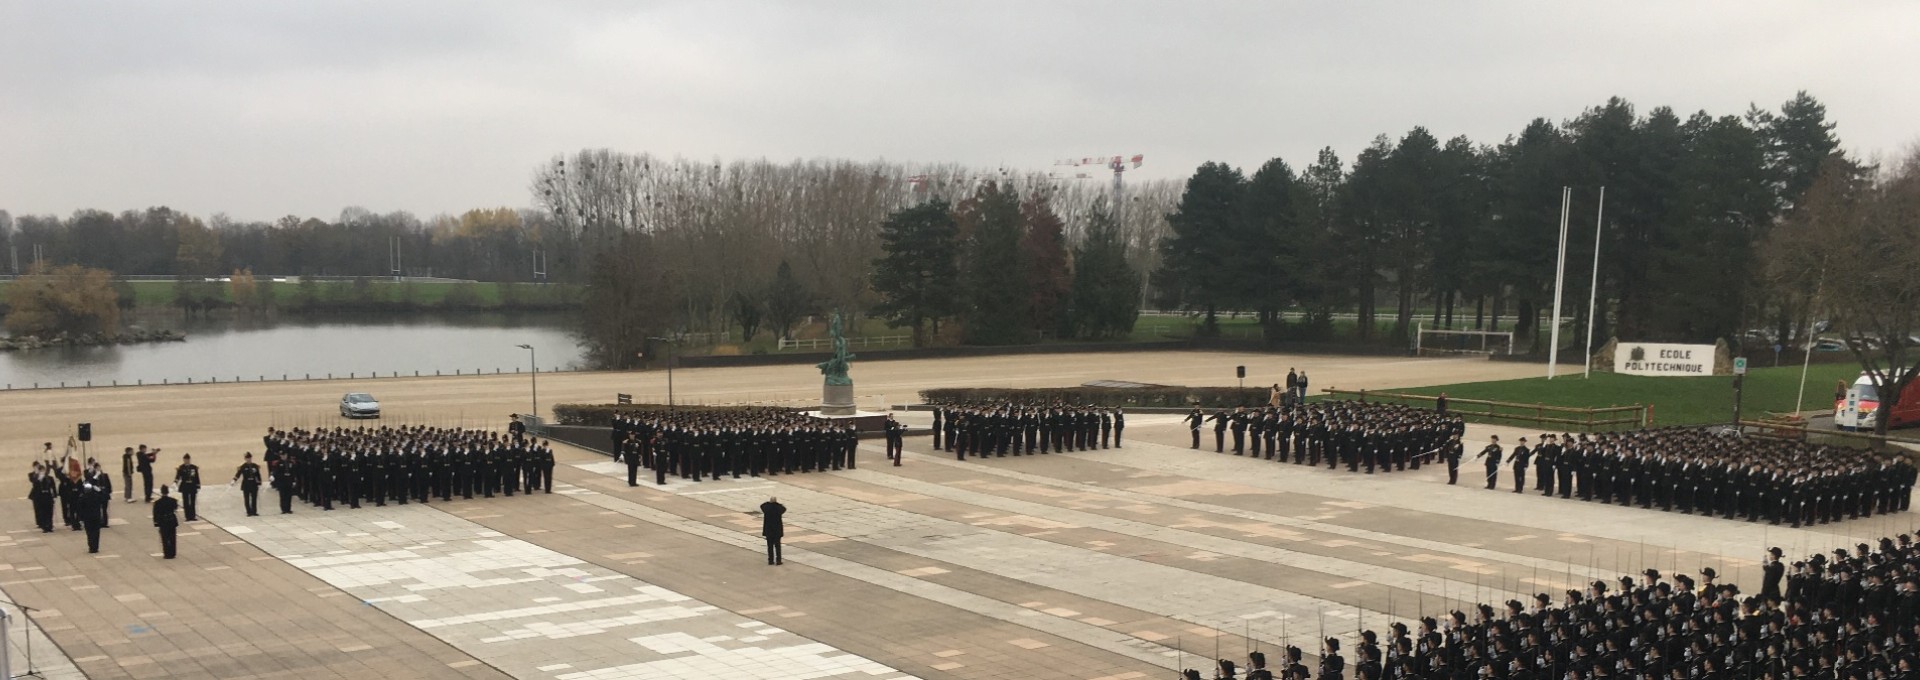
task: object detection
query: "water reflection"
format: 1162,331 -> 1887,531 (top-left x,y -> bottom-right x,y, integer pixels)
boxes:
0,312 -> 582,388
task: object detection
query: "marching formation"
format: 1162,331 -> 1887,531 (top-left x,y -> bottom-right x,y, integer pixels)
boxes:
609,408 -> 859,485
261,425 -> 558,512
1186,400 -> 1465,475
928,402 -> 1125,459
1467,427 -> 1915,526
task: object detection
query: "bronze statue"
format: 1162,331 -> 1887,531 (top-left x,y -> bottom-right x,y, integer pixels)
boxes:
815,310 -> 855,386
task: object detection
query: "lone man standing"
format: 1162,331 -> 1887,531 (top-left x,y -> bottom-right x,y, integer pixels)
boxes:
121,446 -> 136,503
174,454 -> 202,521
154,485 -> 180,559
760,496 -> 786,566
233,452 -> 263,517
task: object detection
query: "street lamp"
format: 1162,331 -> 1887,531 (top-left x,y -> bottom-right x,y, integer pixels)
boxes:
647,335 -> 680,407
515,344 -> 537,420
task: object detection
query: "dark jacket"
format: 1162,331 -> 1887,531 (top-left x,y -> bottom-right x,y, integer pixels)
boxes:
760,500 -> 786,538
154,496 -> 180,528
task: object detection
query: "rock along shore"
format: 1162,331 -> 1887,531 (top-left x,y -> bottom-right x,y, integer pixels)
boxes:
0,329 -> 187,351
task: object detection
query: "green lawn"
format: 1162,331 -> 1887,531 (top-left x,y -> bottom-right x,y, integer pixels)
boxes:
1348,362 -> 1863,427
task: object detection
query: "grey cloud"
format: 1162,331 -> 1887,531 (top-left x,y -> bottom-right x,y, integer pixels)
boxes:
1,1 -> 1913,221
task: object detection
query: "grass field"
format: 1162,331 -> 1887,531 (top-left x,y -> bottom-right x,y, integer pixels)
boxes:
1351,362 -> 1864,427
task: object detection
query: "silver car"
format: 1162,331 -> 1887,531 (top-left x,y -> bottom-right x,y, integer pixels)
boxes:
340,392 -> 381,419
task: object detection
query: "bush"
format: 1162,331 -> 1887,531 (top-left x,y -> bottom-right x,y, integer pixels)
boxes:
919,386 -> 1271,408
4,264 -> 122,338
551,403 -> 801,426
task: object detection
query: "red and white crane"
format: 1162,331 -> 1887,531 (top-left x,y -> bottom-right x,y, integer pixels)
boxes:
1054,154 -> 1144,198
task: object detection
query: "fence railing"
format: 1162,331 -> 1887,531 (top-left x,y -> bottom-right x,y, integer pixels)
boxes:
1322,387 -> 1648,432
1738,419 -> 1920,454
777,335 -> 911,351
2,365 -> 578,391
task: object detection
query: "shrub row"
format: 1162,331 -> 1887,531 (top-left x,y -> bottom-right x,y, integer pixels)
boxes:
918,386 -> 1272,409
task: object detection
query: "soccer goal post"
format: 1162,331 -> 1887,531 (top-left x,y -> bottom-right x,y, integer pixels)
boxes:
1415,322 -> 1516,356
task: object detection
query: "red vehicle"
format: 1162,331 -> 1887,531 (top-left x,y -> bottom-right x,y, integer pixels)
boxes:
1834,373 -> 1920,431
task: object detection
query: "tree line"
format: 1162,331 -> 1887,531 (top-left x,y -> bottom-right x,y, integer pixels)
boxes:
1153,92 -> 1856,352
0,205 -> 581,283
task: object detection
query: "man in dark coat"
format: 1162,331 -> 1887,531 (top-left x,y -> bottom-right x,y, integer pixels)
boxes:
760,496 -> 786,565
80,476 -> 108,553
154,485 -> 180,559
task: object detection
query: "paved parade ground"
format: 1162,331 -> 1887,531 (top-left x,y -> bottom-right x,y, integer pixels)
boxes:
4,351 -> 1908,679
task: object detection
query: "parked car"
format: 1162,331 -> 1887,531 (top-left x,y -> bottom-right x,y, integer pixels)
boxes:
340,392 -> 381,419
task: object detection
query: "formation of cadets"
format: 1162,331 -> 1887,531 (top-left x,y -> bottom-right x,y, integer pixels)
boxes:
260,425 -> 557,512
1466,427 -> 1915,526
609,408 -> 860,485
928,402 -> 1125,459
1184,534 -> 1920,679
1185,401 -> 1466,475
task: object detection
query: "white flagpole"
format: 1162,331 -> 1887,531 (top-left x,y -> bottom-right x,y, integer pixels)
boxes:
1549,187 -> 1571,379
1584,186 -> 1605,379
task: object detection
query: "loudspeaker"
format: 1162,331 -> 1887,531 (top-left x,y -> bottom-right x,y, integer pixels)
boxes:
1236,366 -> 1246,379
78,423 -> 92,442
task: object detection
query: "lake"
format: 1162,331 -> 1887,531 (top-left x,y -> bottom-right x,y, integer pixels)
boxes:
0,312 -> 584,389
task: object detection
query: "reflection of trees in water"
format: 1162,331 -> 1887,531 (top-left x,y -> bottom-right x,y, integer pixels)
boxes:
121,309 -> 578,334
0,315 -> 585,387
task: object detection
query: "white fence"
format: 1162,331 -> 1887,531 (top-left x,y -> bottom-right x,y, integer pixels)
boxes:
777,335 -> 911,351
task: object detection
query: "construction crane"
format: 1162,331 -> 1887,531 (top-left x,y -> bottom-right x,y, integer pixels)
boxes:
1054,154 -> 1144,199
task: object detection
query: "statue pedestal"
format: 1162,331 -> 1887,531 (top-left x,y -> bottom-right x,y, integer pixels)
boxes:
820,383 -> 856,416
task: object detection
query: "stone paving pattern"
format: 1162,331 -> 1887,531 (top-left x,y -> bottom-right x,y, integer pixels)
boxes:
3,352 -> 1910,679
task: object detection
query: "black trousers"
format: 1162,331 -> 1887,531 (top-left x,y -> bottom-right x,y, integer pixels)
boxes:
33,497 -> 54,531
85,520 -> 102,552
1485,466 -> 1499,490
159,524 -> 178,558
627,461 -> 640,486
140,470 -> 154,501
242,485 -> 260,516
182,490 -> 199,520
765,536 -> 783,564
278,486 -> 294,513
1190,429 -> 1200,449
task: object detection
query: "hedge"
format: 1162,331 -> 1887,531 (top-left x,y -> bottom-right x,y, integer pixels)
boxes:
918,386 -> 1272,409
551,403 -> 800,426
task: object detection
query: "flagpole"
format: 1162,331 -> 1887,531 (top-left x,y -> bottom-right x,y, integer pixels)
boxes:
1549,186 -> 1571,379
1584,186 -> 1604,379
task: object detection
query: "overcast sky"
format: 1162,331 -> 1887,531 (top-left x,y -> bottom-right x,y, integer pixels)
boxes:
3,1 -> 1915,223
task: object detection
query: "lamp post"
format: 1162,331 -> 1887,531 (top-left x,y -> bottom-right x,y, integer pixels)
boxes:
515,344 -> 537,420
648,336 -> 679,407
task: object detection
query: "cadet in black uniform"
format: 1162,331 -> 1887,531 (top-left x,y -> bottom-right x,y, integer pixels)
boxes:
1508,437 -> 1530,493
173,453 -> 202,521
153,485 -> 180,558
1186,407 -> 1204,449
1474,435 -> 1503,490
233,452 -> 263,517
